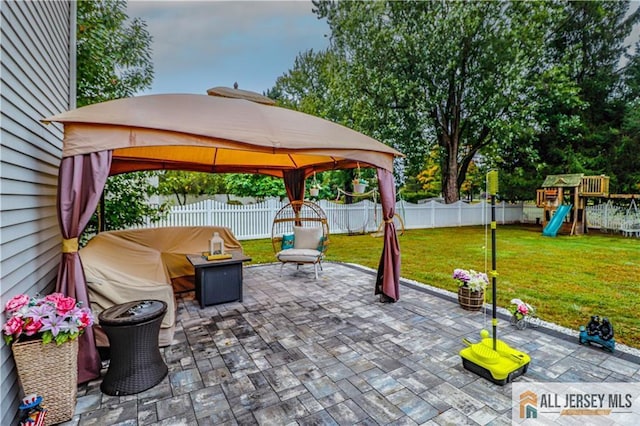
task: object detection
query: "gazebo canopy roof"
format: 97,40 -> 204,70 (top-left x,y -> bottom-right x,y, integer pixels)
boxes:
43,93 -> 402,177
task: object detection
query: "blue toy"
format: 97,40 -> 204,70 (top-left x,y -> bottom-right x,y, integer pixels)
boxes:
579,315 -> 615,353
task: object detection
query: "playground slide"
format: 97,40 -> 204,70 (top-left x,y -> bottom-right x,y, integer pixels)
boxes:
543,204 -> 572,237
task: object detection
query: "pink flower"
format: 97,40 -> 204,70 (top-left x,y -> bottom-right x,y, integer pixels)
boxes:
3,316 -> 24,336
44,293 -> 64,303
5,294 -> 31,313
517,304 -> 529,316
23,319 -> 43,336
78,309 -> 93,328
3,293 -> 93,345
55,296 -> 77,315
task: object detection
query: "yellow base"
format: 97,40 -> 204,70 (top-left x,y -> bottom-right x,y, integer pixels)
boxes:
460,335 -> 530,384
202,253 -> 233,261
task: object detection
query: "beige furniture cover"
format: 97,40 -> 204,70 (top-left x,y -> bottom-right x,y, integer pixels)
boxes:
80,226 -> 243,346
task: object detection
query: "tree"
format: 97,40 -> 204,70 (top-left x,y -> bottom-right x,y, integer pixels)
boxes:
76,0 -> 154,107
76,0 -> 160,236
310,0 -> 552,203
157,171 -> 228,206
537,1 -> 640,181
82,172 -> 169,243
224,174 -> 287,201
461,160 -> 485,202
269,49 -> 383,202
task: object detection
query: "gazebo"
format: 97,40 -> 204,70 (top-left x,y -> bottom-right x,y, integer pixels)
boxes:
43,88 -> 404,383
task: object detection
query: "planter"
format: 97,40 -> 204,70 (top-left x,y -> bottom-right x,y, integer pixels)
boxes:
457,287 -> 484,311
12,338 -> 78,425
309,187 -> 320,197
353,183 -> 367,193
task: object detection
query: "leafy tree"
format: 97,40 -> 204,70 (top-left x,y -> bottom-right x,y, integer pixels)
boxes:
224,174 -> 287,201
269,50 -> 378,202
76,0 -> 160,236
157,171 -> 228,205
82,172 -> 169,243
76,0 -> 153,107
461,161 -> 486,202
311,0 -> 552,203
519,2 -> 639,189
618,40 -> 640,194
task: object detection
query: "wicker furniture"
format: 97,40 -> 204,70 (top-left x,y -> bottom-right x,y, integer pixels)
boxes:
98,300 -> 168,396
186,252 -> 252,308
12,338 -> 78,425
272,201 -> 329,279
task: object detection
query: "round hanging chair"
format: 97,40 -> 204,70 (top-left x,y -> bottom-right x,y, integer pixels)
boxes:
271,200 -> 329,279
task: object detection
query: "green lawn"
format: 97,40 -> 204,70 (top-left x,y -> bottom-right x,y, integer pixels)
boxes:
241,225 -> 640,348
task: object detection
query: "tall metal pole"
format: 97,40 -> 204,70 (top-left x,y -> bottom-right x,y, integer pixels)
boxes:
487,170 -> 499,351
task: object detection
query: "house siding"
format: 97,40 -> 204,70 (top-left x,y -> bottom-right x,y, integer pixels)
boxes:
1,1 -> 74,424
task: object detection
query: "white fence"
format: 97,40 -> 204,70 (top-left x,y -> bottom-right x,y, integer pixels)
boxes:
138,199 -> 525,240
508,202 -> 639,235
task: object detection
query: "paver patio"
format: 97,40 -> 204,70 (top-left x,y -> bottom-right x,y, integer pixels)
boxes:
63,262 -> 640,425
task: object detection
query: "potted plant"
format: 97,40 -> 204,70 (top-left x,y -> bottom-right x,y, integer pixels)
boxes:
309,183 -> 321,197
352,164 -> 368,193
352,178 -> 368,194
3,293 -> 94,424
453,268 -> 488,311
309,172 -> 321,197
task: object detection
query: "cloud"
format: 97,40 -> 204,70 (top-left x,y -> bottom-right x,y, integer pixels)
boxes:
127,0 -> 329,95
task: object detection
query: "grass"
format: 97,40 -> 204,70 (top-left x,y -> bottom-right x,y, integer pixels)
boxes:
240,224 -> 640,349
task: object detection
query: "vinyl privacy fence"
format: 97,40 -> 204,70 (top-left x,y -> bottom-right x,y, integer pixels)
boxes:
137,199 -> 525,240
134,199 -> 637,239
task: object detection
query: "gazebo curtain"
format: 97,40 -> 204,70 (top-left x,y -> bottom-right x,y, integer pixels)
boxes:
56,151 -> 112,383
375,168 -> 400,302
283,169 -> 306,203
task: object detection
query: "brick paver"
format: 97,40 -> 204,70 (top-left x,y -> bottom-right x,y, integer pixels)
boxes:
65,262 -> 640,425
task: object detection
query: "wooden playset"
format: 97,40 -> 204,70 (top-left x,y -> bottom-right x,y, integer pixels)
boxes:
536,174 -> 609,236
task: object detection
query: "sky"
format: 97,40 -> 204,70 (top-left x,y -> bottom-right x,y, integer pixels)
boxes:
127,1 -> 640,98
126,0 -> 330,96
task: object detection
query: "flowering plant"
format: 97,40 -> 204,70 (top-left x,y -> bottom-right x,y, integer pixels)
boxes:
510,298 -> 533,320
352,163 -> 367,186
453,268 -> 489,292
352,177 -> 367,185
2,293 -> 94,346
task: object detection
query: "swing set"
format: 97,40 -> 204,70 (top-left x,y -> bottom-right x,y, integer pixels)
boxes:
621,197 -> 640,237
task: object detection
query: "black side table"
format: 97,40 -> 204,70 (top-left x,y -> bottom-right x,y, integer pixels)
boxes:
98,300 -> 168,396
186,251 -> 252,308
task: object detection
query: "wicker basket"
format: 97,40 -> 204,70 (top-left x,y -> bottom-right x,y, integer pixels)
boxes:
12,338 -> 78,425
458,287 -> 485,311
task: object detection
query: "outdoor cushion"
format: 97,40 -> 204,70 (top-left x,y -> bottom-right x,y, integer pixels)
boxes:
281,233 -> 295,250
276,248 -> 322,263
293,226 -> 322,250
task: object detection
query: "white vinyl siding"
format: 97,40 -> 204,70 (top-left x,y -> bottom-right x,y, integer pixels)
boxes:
0,1 -> 74,424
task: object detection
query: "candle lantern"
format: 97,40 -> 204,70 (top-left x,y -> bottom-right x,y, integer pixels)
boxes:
209,232 -> 225,255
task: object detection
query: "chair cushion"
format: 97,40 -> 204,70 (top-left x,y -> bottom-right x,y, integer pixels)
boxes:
281,233 -> 295,250
293,226 -> 322,250
277,248 -> 322,263
316,235 -> 326,252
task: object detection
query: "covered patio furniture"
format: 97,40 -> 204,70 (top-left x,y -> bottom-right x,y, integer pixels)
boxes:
43,88 -> 404,383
